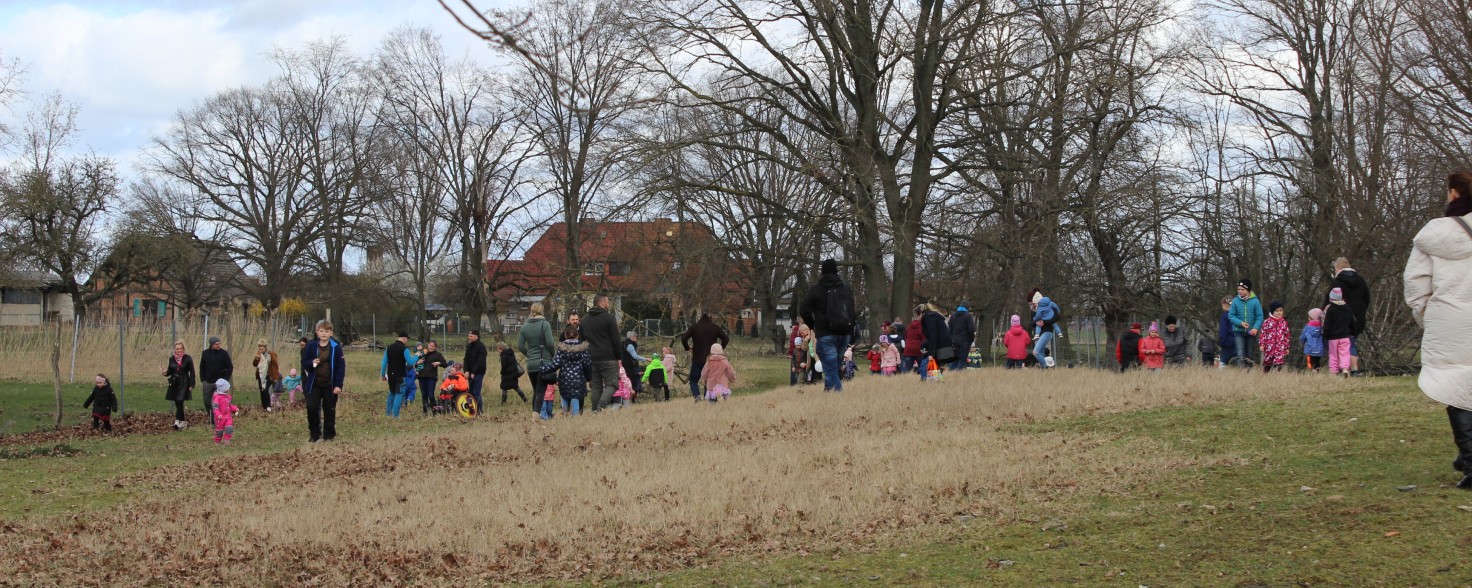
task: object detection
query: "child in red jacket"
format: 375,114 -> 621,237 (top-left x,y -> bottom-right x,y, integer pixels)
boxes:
1002,315 -> 1031,368
1140,322 -> 1167,371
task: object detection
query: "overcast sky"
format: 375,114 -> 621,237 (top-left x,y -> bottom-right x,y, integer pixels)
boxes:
0,0 -> 512,172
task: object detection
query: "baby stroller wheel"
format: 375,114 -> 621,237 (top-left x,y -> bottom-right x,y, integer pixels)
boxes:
453,392 -> 479,419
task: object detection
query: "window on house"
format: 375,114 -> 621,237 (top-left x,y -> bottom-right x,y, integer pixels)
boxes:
1,288 -> 41,305
584,262 -> 606,276
608,261 -> 631,276
672,261 -> 682,270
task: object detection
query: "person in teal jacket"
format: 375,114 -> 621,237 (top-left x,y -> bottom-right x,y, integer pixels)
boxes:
1228,278 -> 1265,367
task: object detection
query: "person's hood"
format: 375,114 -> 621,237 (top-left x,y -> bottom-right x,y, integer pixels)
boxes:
1007,325 -> 1027,335
588,307 -> 609,316
1037,296 -> 1053,307
1335,268 -> 1369,290
818,273 -> 845,288
1307,320 -> 1322,327
525,316 -> 546,324
558,340 -> 588,353
706,353 -> 730,366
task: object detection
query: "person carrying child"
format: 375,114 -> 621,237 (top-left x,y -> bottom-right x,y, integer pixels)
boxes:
211,378 -> 240,445
1260,301 -> 1291,372
1301,308 -> 1326,371
540,325 -> 592,415
84,374 -> 118,432
1003,315 -> 1031,369
416,341 -> 448,416
642,352 -> 671,401
700,342 -> 737,402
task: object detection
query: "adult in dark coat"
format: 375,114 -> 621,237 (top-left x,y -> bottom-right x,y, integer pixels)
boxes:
582,295 -> 624,411
414,341 -> 447,416
678,311 -> 731,399
621,331 -> 647,398
497,343 -> 527,404
798,259 -> 857,391
198,336 -> 232,425
1326,257 -> 1371,372
381,332 -> 410,418
947,304 -> 977,370
919,304 -> 954,379
463,330 -> 488,413
164,341 -> 195,430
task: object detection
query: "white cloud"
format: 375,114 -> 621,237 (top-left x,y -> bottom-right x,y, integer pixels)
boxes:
0,0 -> 509,171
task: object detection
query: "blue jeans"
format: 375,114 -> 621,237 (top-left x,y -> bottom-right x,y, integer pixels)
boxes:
689,362 -> 705,398
1233,333 -> 1259,366
900,355 -> 921,375
949,344 -> 971,371
1033,331 -> 1054,367
386,376 -> 404,418
817,334 -> 849,391
468,374 -> 485,413
560,397 -> 581,416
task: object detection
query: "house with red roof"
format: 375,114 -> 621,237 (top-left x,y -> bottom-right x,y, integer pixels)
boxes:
487,219 -> 752,333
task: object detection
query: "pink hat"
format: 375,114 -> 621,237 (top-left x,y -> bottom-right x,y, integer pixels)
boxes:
1010,314 -> 1021,326
1149,321 -> 1159,333
1308,308 -> 1323,321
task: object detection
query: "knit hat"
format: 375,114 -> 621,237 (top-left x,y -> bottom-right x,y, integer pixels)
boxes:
208,336 -> 221,346
709,343 -> 725,356
1237,278 -> 1253,292
1010,314 -> 1021,326
214,379 -> 231,393
468,330 -> 480,337
1131,322 -> 1142,331
1308,308 -> 1323,321
1031,291 -> 1044,305
821,259 -> 838,275
1165,315 -> 1177,326
956,306 -> 968,313
396,331 -> 409,338
879,335 -> 890,344
1268,300 -> 1284,314
1149,321 -> 1159,333
1329,287 -> 1344,302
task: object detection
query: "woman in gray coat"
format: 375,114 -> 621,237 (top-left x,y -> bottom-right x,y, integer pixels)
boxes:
517,302 -> 558,414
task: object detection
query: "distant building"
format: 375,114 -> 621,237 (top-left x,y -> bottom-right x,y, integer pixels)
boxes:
0,272 -> 74,326
89,238 -> 255,321
487,219 -> 751,333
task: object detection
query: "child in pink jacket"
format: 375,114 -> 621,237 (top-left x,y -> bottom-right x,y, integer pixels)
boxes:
877,335 -> 901,374
699,343 -> 737,402
1002,315 -> 1031,368
211,379 -> 240,445
614,363 -> 635,407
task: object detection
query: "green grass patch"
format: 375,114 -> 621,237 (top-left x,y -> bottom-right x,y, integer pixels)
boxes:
626,377 -> 1472,586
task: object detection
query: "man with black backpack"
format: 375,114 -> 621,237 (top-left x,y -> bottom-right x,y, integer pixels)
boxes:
799,259 -> 857,392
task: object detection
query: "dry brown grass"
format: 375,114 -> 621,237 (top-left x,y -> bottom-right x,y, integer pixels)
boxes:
0,368 -> 1367,586
0,320 -> 297,384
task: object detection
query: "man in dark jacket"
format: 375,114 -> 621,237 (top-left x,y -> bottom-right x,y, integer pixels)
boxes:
199,336 -> 232,425
1326,257 -> 1370,373
1116,323 -> 1143,373
582,295 -> 624,411
798,259 -> 857,392
920,305 -> 955,379
948,304 -> 977,370
678,311 -> 731,400
382,331 -> 409,417
463,330 -> 488,414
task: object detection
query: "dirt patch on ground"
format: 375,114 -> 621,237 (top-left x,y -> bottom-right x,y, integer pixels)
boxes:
0,412 -> 199,447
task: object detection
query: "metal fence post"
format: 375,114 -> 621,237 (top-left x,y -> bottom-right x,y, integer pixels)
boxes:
117,317 -> 126,415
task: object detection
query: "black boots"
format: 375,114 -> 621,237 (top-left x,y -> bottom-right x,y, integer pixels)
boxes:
1448,407 -> 1472,489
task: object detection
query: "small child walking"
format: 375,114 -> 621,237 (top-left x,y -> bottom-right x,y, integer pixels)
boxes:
1301,308 -> 1326,371
280,368 -> 303,408
1197,332 -> 1219,367
877,335 -> 900,375
614,363 -> 635,408
1259,301 -> 1291,372
539,372 -> 558,420
83,374 -> 118,432
642,354 -> 670,401
540,326 -> 591,415
1324,288 -> 1358,375
1139,322 -> 1166,372
866,344 -> 882,375
211,379 -> 240,445
700,343 -> 737,402
1003,315 -> 1031,369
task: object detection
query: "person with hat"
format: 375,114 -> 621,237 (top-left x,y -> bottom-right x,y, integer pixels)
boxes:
948,302 -> 977,370
1301,307 -> 1326,371
211,379 -> 240,445
1003,314 -> 1031,369
199,336 -> 233,426
1116,323 -> 1143,372
381,331 -> 413,418
1228,279 -> 1265,367
463,330 -> 488,414
1140,322 -> 1167,372
1160,316 -> 1189,367
1259,301 -> 1291,373
799,259 -> 858,392
1324,288 -> 1358,375
1326,257 -> 1371,374
1028,289 -> 1063,368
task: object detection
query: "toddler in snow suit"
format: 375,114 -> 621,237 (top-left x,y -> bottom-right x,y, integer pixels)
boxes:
540,326 -> 592,415
700,343 -> 737,402
877,336 -> 901,375
539,372 -> 559,420
1139,322 -> 1167,372
1301,308 -> 1326,371
83,374 -> 118,432
281,368 -> 303,408
211,378 -> 240,444
614,363 -> 635,408
866,345 -> 883,375
1259,301 -> 1291,372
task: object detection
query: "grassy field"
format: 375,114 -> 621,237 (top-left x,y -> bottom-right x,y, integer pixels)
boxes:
2,353 -> 1467,586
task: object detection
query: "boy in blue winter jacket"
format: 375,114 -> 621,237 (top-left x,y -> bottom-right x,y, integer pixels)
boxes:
1301,308 -> 1326,371
1228,279 -> 1265,367
1217,296 -> 1236,367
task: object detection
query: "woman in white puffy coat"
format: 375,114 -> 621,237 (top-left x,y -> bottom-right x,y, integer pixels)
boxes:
1404,171 -> 1472,490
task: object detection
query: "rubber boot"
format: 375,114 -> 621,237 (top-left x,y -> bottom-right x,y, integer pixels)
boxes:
1448,406 -> 1472,489
516,388 -> 528,403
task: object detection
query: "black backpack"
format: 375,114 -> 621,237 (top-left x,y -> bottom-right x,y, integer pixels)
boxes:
825,285 -> 855,332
